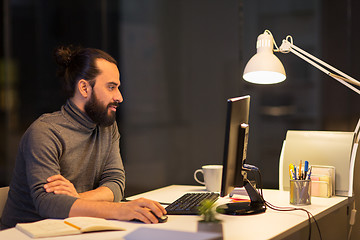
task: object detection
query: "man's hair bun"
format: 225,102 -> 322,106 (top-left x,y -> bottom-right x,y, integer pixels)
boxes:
54,45 -> 78,68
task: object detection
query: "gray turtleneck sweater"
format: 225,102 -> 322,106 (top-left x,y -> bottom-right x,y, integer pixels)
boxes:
1,100 -> 125,228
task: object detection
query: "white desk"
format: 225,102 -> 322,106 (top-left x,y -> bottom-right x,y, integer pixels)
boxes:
0,185 -> 350,240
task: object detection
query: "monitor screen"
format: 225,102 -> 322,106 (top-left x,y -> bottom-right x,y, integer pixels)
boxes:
217,95 -> 266,215
220,95 -> 250,197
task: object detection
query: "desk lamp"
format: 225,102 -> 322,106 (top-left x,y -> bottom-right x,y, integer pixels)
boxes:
243,30 -> 360,95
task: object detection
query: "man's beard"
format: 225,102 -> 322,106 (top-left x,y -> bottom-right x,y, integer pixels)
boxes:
84,91 -> 119,127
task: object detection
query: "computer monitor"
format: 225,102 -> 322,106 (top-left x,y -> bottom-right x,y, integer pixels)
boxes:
216,95 -> 266,215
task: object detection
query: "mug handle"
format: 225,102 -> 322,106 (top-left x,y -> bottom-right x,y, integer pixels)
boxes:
194,169 -> 205,185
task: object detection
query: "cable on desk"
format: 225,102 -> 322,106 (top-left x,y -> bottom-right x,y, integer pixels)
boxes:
264,201 -> 321,240
247,166 -> 322,240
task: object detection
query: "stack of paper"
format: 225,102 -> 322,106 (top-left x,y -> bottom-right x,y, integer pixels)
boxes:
310,165 -> 335,197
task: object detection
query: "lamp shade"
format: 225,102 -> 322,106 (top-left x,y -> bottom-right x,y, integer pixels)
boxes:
243,32 -> 286,84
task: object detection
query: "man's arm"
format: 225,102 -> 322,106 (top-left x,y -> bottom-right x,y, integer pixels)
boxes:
78,187 -> 114,201
44,174 -> 167,224
69,197 -> 167,224
44,123 -> 125,202
44,175 -> 114,201
97,123 -> 125,202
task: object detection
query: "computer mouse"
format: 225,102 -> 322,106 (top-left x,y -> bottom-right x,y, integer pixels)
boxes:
132,211 -> 168,223
151,211 -> 168,223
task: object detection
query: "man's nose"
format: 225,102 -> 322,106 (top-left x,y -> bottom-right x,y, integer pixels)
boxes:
115,89 -> 123,103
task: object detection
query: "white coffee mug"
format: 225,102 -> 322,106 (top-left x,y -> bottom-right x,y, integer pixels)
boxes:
194,165 -> 223,192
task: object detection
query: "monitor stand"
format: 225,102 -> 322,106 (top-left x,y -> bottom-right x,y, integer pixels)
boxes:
216,179 -> 266,215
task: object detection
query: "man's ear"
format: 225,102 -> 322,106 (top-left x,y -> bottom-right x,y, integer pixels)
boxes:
78,79 -> 91,98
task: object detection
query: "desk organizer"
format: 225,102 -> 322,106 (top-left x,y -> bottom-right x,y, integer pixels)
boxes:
279,129 -> 357,197
290,179 -> 311,205
310,165 -> 335,198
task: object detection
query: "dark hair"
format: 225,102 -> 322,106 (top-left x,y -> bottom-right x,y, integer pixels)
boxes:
54,45 -> 117,98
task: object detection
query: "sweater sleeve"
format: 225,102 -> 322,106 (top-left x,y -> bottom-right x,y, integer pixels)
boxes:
99,123 -> 125,202
22,121 -> 77,219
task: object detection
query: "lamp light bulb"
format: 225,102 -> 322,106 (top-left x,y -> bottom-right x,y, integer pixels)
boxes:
243,32 -> 286,84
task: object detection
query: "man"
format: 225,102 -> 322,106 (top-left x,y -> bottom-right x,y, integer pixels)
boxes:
1,46 -> 166,229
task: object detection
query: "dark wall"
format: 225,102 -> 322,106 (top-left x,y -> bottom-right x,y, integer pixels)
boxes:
1,1 -> 359,196
119,0 -> 241,195
321,0 -> 359,130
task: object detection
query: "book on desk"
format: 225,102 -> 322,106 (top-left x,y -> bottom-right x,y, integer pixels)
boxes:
15,216 -> 125,238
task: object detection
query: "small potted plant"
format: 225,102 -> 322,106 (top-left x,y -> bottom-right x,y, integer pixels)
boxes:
197,199 -> 223,238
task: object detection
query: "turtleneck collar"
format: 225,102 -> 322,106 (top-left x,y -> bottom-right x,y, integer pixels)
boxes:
62,99 -> 97,131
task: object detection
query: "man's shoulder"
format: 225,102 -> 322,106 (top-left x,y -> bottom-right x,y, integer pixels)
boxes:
35,111 -> 63,126
26,111 -> 64,134
18,111 -> 65,148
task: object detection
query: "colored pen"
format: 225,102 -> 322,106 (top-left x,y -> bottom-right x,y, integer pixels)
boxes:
304,160 -> 309,179
290,161 -> 311,180
290,169 -> 296,180
306,166 -> 312,180
289,164 -> 294,179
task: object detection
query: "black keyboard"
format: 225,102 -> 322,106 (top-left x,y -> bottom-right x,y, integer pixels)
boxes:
165,192 -> 220,215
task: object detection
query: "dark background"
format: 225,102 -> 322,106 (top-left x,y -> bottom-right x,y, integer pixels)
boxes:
1,0 -> 359,197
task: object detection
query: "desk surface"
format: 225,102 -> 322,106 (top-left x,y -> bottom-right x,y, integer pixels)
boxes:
0,185 -> 349,240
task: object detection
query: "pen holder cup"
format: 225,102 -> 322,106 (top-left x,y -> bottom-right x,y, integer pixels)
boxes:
290,180 -> 311,205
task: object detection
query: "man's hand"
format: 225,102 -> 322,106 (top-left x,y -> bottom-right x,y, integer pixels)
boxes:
69,197 -> 167,224
44,174 -> 80,198
117,198 -> 167,224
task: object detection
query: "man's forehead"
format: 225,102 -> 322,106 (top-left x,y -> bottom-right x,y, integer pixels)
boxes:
95,58 -> 117,70
95,58 -> 120,84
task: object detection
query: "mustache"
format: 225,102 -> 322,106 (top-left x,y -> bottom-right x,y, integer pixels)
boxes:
108,101 -> 120,108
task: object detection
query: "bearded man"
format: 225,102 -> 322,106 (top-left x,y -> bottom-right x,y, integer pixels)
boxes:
1,46 -> 166,229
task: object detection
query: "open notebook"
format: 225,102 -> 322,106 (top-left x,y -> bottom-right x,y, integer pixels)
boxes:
16,217 -> 125,238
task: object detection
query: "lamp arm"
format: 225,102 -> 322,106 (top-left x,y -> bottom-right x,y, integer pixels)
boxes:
280,40 -> 360,94
290,46 -> 360,94
290,43 -> 360,87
